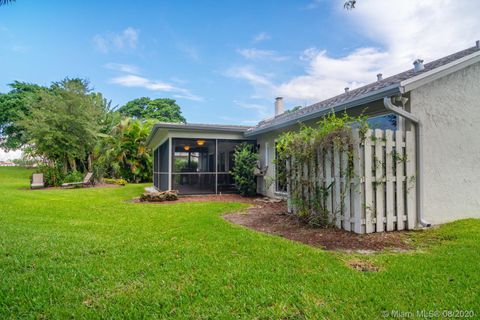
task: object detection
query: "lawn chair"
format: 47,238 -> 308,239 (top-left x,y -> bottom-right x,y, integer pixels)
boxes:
61,172 -> 94,188
30,173 -> 45,189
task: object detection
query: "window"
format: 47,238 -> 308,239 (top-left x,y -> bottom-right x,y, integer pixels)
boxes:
367,114 -> 397,130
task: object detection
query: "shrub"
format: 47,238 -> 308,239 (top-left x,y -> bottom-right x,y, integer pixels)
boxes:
36,164 -> 65,187
63,171 -> 84,183
231,143 -> 258,196
103,178 -> 127,186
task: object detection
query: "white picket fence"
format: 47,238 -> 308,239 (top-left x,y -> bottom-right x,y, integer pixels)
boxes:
286,128 -> 417,234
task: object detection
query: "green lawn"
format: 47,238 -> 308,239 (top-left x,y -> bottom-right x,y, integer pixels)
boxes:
0,167 -> 479,319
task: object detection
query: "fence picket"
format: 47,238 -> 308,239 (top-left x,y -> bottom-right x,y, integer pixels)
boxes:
406,131 -> 417,229
310,154 -> 317,215
317,149 -> 325,219
385,130 -> 395,231
333,144 -> 342,228
325,146 -> 333,224
364,129 -> 374,233
303,162 -> 308,211
291,156 -> 298,215
395,131 -> 405,230
341,144 -> 351,231
374,129 -> 385,232
351,129 -> 363,233
286,157 -> 292,213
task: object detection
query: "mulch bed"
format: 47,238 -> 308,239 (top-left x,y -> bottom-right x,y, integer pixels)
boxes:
223,201 -> 413,252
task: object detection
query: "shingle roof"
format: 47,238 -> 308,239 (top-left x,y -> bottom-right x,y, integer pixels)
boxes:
247,45 -> 480,135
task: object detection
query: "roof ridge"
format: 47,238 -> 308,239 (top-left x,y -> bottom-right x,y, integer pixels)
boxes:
250,44 -> 480,133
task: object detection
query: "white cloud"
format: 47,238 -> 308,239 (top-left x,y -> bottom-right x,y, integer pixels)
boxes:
103,63 -> 140,74
253,32 -> 270,43
237,48 -> 288,61
110,75 -> 203,101
93,27 -> 139,53
278,0 -> 480,103
225,65 -> 278,102
278,47 -> 389,101
233,100 -> 270,123
347,0 -> 479,68
227,66 -> 274,88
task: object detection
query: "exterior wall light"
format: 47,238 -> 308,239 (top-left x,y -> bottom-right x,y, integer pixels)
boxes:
196,140 -> 205,146
184,145 -> 190,151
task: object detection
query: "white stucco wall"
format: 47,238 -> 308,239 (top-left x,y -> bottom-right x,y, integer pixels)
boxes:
256,131 -> 278,198
410,61 -> 480,224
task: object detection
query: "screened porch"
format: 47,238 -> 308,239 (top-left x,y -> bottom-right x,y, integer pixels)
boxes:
153,137 -> 255,194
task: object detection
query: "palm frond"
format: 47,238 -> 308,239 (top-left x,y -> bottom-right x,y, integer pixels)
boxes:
0,0 -> 16,6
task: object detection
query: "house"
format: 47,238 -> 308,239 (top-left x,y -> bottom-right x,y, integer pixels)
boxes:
0,161 -> 16,167
146,41 -> 480,226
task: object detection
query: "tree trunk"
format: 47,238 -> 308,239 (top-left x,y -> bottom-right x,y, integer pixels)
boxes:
69,157 -> 77,172
87,154 -> 93,172
63,157 -> 68,174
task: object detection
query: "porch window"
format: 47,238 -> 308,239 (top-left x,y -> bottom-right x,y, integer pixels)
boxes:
172,138 -> 216,194
153,140 -> 169,190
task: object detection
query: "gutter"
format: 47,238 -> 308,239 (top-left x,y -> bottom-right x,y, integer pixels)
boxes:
383,97 -> 431,228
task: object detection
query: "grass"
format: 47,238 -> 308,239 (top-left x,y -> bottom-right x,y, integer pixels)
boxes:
0,167 -> 479,319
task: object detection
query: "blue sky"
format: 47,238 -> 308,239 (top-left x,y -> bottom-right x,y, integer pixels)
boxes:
1,0 -> 479,133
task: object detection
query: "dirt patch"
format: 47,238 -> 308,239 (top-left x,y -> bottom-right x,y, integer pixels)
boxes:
224,201 -> 413,252
346,259 -> 381,272
130,193 -> 260,204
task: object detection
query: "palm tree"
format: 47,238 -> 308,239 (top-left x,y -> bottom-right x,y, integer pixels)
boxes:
0,0 -> 15,5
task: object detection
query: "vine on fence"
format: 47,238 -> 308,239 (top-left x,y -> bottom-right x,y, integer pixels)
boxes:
275,112 -> 368,227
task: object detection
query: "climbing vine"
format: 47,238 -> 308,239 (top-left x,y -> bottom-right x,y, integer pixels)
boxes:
275,112 -> 368,227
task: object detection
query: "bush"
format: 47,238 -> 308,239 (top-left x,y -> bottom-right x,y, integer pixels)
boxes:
36,164 -> 65,187
103,178 -> 127,186
231,143 -> 258,196
63,171 -> 84,183
36,165 -> 89,187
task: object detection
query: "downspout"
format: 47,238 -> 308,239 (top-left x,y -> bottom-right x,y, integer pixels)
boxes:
383,97 -> 431,228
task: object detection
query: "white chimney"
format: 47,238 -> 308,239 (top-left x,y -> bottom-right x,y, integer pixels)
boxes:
476,40 -> 480,49
344,87 -> 349,93
413,59 -> 424,72
274,97 -> 284,116
377,73 -> 383,81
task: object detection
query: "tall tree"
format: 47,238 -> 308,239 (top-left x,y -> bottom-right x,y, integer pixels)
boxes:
0,81 -> 44,150
19,78 -> 110,172
118,97 -> 186,123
